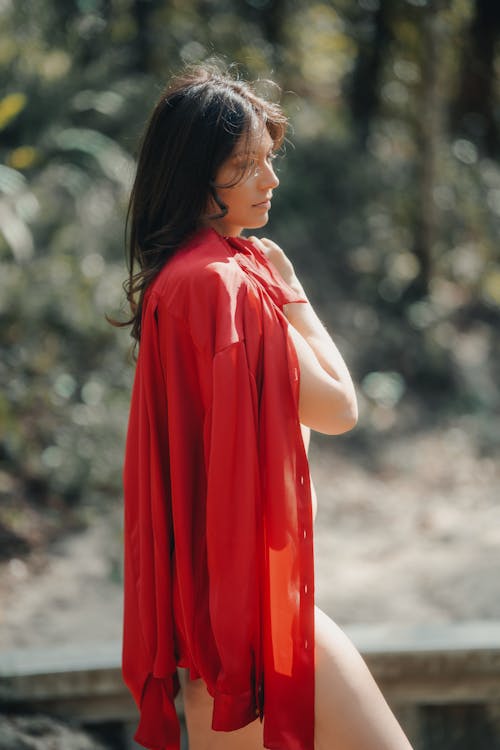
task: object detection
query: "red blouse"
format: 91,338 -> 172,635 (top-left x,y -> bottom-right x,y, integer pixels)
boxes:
122,226 -> 315,750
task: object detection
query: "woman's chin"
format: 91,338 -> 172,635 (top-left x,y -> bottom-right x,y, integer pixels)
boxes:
254,214 -> 270,228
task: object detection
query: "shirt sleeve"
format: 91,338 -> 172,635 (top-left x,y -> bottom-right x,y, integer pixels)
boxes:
122,293 -> 181,750
204,340 -> 262,729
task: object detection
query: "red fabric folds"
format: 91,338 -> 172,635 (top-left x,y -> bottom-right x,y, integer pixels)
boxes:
122,226 -> 315,749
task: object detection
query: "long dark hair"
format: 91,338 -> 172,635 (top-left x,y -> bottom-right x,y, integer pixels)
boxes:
111,62 -> 288,343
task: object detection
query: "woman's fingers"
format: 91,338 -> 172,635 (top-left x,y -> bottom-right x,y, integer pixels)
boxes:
248,235 -> 296,284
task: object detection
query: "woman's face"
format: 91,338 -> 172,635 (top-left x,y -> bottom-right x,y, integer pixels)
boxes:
205,126 -> 280,237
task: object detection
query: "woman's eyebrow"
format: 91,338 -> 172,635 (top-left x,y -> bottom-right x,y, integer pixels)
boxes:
232,145 -> 274,159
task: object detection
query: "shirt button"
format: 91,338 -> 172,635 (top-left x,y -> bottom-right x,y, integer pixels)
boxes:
299,475 -> 305,485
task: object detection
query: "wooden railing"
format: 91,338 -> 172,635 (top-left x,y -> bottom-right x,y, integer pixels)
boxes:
1,621 -> 499,749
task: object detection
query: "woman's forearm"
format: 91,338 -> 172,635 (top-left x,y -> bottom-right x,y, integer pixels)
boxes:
249,235 -> 358,433
288,320 -> 358,433
284,297 -> 356,399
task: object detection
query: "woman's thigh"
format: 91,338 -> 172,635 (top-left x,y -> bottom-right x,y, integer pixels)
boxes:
314,605 -> 413,750
178,668 -> 265,750
179,607 -> 413,750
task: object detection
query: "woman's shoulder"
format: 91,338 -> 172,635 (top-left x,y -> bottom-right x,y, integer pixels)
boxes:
145,229 -> 265,354
151,227 -> 251,306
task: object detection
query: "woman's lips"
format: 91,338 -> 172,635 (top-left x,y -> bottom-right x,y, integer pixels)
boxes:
253,200 -> 271,208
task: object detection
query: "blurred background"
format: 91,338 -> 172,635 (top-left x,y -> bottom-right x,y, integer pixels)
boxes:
0,0 -> 499,745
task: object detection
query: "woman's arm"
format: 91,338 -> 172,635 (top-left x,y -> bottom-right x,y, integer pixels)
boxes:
250,236 -> 358,436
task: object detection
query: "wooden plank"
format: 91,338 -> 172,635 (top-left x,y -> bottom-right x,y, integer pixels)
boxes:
347,620 -> 500,704
0,621 -> 499,723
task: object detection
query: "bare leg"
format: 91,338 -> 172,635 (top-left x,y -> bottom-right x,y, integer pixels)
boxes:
314,606 -> 413,750
178,667 -> 265,750
178,607 -> 413,750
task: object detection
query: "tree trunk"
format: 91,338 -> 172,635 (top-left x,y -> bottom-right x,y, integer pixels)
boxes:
453,0 -> 500,157
234,0 -> 289,70
348,0 -> 394,147
131,0 -> 159,73
410,0 -> 449,298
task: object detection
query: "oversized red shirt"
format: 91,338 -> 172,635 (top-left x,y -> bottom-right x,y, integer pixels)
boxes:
122,226 -> 315,750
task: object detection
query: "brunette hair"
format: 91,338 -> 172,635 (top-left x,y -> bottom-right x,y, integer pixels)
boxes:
112,61 -> 288,343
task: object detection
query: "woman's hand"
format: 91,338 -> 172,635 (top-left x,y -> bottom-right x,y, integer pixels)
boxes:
248,236 -> 305,297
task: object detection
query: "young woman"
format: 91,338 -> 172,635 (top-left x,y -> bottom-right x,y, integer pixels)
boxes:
118,63 -> 413,750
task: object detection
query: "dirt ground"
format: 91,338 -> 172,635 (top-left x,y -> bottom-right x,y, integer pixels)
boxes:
0,417 -> 499,651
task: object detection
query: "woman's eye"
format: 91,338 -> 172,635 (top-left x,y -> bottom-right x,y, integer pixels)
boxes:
233,153 -> 277,176
235,159 -> 255,171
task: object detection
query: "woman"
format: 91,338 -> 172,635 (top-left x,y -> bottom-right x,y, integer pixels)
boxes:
118,63 -> 413,750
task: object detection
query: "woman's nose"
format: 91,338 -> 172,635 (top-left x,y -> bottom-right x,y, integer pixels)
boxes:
259,162 -> 279,189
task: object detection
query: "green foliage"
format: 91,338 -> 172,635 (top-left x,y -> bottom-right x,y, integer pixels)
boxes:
0,0 -> 499,542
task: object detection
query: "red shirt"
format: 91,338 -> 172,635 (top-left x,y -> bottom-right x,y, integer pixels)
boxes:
122,226 -> 315,750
